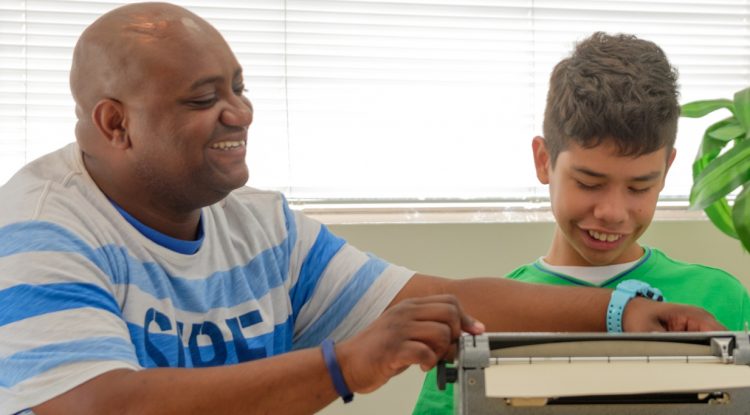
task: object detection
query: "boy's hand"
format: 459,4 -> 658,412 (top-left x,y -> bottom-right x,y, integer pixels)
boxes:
623,297 -> 726,332
335,294 -> 484,394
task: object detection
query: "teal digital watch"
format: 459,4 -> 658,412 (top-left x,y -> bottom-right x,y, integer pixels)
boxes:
606,279 -> 665,333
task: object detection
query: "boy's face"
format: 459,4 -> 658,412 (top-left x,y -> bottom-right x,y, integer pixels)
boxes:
532,137 -> 676,266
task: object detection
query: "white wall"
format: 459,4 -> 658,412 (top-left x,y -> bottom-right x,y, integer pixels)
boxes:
318,220 -> 750,414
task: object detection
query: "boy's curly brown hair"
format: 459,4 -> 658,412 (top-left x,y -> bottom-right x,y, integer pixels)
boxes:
543,32 -> 680,166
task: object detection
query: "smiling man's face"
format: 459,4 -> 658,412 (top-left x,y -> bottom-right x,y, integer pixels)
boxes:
119,15 -> 253,208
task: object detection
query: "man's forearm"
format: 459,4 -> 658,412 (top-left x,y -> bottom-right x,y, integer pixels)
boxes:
442,277 -> 608,331
35,348 -> 339,415
35,294 -> 484,415
393,274 -> 724,333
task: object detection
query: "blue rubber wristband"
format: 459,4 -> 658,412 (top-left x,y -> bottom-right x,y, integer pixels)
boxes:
607,280 -> 665,333
321,338 -> 353,403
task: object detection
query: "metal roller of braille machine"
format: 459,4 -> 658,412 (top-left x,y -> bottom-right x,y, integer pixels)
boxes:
438,331 -> 750,414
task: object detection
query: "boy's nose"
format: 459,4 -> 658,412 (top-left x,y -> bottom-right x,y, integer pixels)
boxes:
592,193 -> 628,224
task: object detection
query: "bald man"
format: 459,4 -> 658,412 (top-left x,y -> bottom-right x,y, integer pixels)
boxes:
0,3 -> 723,415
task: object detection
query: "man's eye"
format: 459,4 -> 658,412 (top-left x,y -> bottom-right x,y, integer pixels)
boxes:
189,97 -> 217,107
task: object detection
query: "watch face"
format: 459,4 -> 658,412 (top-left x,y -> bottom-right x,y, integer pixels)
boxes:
619,280 -> 664,301
617,280 -> 642,294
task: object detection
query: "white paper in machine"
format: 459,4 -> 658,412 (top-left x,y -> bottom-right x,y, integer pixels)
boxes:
437,331 -> 750,414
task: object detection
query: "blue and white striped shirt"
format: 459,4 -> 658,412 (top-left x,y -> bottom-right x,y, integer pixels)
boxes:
0,143 -> 414,413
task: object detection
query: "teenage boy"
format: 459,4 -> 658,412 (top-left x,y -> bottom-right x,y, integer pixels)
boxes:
411,31 -> 750,415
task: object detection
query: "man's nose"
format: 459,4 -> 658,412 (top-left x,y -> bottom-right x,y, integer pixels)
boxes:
221,96 -> 253,128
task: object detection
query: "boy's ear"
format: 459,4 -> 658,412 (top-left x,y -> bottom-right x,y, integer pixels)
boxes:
666,147 -> 677,172
660,147 -> 677,188
532,136 -> 551,184
91,98 -> 131,150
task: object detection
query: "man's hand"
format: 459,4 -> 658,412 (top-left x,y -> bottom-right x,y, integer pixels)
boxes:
336,294 -> 484,394
623,297 -> 726,332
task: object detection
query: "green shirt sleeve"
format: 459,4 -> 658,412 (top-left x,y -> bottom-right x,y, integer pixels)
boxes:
412,366 -> 454,415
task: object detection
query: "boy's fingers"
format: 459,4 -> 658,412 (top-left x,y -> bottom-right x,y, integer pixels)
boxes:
663,309 -> 725,332
625,299 -> 725,332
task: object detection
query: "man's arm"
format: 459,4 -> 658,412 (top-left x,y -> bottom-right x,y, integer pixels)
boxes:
34,295 -> 482,415
35,351 -> 338,415
391,274 -> 725,332
34,276 -> 723,415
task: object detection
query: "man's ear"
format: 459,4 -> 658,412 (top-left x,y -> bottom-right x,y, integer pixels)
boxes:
532,136 -> 551,184
91,98 -> 130,149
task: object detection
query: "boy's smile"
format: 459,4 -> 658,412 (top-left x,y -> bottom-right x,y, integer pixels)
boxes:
582,228 -> 628,250
532,137 -> 675,267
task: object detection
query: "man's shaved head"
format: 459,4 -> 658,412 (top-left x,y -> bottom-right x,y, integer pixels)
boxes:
69,2 -> 253,239
71,2 -> 225,144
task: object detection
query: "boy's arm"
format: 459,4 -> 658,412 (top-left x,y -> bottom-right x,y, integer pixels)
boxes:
391,274 -> 725,332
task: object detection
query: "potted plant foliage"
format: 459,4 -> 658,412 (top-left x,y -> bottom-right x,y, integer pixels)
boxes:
681,86 -> 750,251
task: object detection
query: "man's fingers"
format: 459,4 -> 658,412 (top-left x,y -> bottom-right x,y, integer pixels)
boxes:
402,320 -> 457,360
345,294 -> 485,393
404,295 -> 485,336
391,340 -> 440,373
462,316 -> 485,335
407,302 -> 463,339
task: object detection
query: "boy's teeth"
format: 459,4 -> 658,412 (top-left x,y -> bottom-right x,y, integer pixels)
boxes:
588,230 -> 621,242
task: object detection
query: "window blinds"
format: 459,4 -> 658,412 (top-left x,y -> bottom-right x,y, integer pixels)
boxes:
1,0 -> 748,202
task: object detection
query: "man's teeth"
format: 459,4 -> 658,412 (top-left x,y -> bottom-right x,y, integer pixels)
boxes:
210,141 -> 245,150
588,230 -> 622,242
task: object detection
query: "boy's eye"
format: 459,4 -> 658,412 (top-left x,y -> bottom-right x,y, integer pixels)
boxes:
233,85 -> 247,95
629,186 -> 651,194
575,181 -> 601,190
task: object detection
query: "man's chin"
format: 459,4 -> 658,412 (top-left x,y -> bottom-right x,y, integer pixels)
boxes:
218,169 -> 250,191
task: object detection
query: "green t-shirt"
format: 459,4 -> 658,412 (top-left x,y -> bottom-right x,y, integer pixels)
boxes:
411,247 -> 750,415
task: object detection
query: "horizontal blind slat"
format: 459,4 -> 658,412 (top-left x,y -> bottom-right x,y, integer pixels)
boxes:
1,0 -> 748,200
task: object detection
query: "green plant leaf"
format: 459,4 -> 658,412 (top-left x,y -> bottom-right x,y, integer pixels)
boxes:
681,99 -> 734,118
732,185 -> 750,252
708,121 -> 745,142
704,198 -> 739,239
733,87 -> 750,136
690,138 -> 750,210
692,154 -> 738,238
693,151 -> 717,178
699,117 -> 738,157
